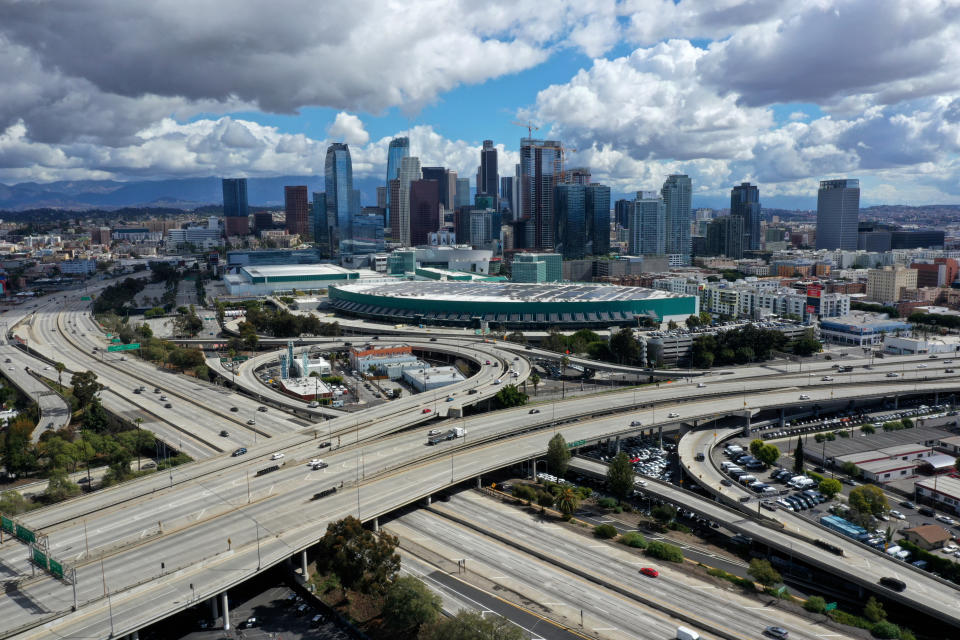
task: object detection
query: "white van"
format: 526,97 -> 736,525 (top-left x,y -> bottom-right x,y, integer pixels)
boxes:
676,627 -> 701,640
720,461 -> 735,470
331,400 -> 344,408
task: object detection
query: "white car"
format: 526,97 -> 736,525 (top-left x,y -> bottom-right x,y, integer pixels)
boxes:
697,383 -> 706,388
668,412 -> 679,418
917,364 -> 928,368
821,376 -> 834,381
889,510 -> 906,520
799,394 -> 810,400
942,544 -> 959,554
270,452 -> 285,461
936,514 -> 957,525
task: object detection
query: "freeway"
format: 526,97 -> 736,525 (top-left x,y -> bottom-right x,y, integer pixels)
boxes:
570,455 -> 960,629
4,371 -> 960,638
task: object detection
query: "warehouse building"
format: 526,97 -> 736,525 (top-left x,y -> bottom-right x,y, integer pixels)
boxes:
222,264 -> 386,296
328,280 -> 698,330
402,365 -> 466,392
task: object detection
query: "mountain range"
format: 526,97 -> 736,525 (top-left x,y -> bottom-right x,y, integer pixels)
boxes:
1,175 -> 826,212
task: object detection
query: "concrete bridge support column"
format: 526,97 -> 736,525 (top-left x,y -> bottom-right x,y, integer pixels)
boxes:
301,550 -> 309,580
424,495 -> 431,506
476,476 -> 481,489
372,517 -> 379,533
778,408 -> 786,428
894,396 -> 899,409
221,592 -> 230,631
210,597 -> 219,621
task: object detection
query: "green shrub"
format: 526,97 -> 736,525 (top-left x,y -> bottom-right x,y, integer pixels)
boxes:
861,424 -> 876,434
836,430 -> 850,438
804,596 -> 827,613
575,486 -> 592,499
597,497 -> 618,509
901,417 -> 913,428
619,532 -> 647,548
898,628 -> 916,640
666,522 -> 691,533
512,484 -> 537,502
808,471 -> 825,484
645,540 -> 684,562
871,621 -> 900,639
829,610 -> 873,630
613,505 -> 623,513
594,524 -> 618,539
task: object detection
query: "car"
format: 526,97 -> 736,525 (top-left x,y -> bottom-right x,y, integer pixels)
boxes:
485,360 -> 491,365
164,403 -> 172,408
133,388 -> 141,394
821,376 -> 834,381
159,395 -> 168,401
258,406 -> 268,412
889,510 -> 906,520
941,544 -> 958,554
232,448 -> 247,456
900,500 -> 917,509
493,379 -> 502,385
219,430 -> 229,437
445,396 -> 455,402
760,500 -> 777,512
929,354 -> 938,359
668,412 -> 679,418
886,372 -> 899,377
241,617 -> 257,629
799,394 -> 809,400
422,408 -> 432,414
917,364 -> 928,369
947,369 -> 956,373
271,452 -> 284,460
429,337 -> 437,342
3,358 -> 9,363
697,382 -> 706,388
308,401 -> 320,408
428,429 -> 442,436
720,479 -> 733,486
936,514 -> 957,525
764,626 -> 789,639
229,406 -> 238,412
247,418 -> 256,425
879,576 -> 906,592
639,567 -> 659,578
529,408 -> 540,414
630,420 -> 642,426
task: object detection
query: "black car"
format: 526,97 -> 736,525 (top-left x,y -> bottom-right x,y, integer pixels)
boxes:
230,406 -> 238,412
219,430 -> 229,437
164,403 -> 172,408
879,576 -> 906,592
232,447 -> 247,456
429,337 -> 437,341
900,500 -> 917,509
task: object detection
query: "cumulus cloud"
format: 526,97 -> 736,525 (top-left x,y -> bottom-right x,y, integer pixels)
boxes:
327,113 -> 370,147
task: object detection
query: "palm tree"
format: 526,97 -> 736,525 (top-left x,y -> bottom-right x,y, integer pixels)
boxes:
555,487 -> 581,517
54,362 -> 65,389
530,372 -> 540,396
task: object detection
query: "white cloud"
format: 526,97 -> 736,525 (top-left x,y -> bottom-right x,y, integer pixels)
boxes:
327,113 -> 370,147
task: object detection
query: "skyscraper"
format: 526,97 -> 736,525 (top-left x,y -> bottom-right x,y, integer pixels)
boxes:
222,178 -> 249,236
391,156 -> 421,246
586,183 -> 611,256
385,137 -> 409,228
563,167 -> 591,185
706,216 -> 744,258
614,199 -> 632,229
325,143 -> 355,253
631,191 -> 665,256
455,178 -> 471,208
730,182 -> 761,251
661,174 -> 692,263
311,192 -> 328,250
409,179 -> 440,246
422,167 -> 450,209
519,138 -> 562,250
816,179 -> 860,250
553,184 -> 586,259
499,176 -> 514,216
284,185 -> 309,237
478,140 -> 498,206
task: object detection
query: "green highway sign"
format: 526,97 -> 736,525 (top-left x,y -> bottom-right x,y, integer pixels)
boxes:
567,439 -> 587,448
80,296 -> 91,301
111,338 -> 121,343
16,523 -> 35,544
107,343 -> 140,352
49,558 -> 64,579
232,356 -> 249,362
1,515 -> 13,535
32,548 -> 47,569
825,602 -> 837,611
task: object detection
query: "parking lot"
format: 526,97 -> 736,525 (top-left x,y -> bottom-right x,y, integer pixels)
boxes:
587,434 -> 678,484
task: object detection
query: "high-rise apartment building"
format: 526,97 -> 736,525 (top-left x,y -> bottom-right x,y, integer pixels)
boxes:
284,185 -> 309,237
815,178 -> 860,251
553,184 -> 586,259
661,174 -> 692,263
324,143 -> 356,253
409,179 -> 440,246
614,199 -> 632,229
222,178 -> 249,236
705,216 -> 744,259
478,140 -> 498,207
730,182 -> 761,251
630,191 -> 665,256
385,137 -> 409,228
519,138 -> 562,250
866,266 -> 917,303
391,156 -> 421,246
586,183 -> 610,256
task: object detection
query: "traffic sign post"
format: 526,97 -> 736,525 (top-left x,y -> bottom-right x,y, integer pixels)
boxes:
107,343 -> 140,352
825,602 -> 837,611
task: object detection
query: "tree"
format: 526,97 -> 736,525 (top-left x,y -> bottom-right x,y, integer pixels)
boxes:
748,558 -> 782,586
420,610 -> 525,640
606,452 -> 634,501
849,485 -> 888,516
757,444 -> 780,466
54,362 -> 65,389
505,331 -> 526,344
685,315 -> 701,329
43,468 -> 81,503
529,372 -> 540,396
749,439 -> 765,457
804,595 -> 827,613
793,436 -> 804,474
83,397 -> 110,433
546,433 -> 571,479
0,490 -> 33,516
493,384 -> 528,409
316,516 -> 400,594
651,504 -> 677,525
555,486 -> 581,517
863,596 -> 887,623
382,576 -> 441,632
818,478 -> 842,499
1,415 -> 37,474
537,491 -> 554,509
699,311 -> 712,325
610,328 -> 640,364
70,370 -> 101,407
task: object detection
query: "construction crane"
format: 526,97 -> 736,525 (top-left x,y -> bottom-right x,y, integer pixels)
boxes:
512,121 -> 539,138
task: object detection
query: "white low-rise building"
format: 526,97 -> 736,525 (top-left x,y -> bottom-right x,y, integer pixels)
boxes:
884,335 -> 960,356
402,365 -> 466,392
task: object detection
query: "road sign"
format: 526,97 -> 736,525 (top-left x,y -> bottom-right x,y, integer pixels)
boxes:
16,523 -> 35,544
1,515 -> 13,535
111,338 -> 121,343
107,343 -> 140,352
567,439 -> 586,448
49,558 -> 64,579
825,602 -> 837,611
32,548 -> 47,569
80,296 -> 91,301
232,356 -> 248,362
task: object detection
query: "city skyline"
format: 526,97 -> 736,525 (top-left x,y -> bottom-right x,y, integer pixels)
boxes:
0,2 -> 958,207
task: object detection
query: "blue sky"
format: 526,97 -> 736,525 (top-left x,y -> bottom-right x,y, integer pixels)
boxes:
0,1 -> 957,207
